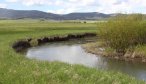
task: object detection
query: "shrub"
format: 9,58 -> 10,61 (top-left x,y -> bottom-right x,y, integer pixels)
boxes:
98,14 -> 146,53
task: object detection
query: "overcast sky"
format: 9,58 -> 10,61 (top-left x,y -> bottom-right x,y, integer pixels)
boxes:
0,0 -> 146,14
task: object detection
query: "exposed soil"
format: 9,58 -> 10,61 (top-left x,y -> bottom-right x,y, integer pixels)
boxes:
82,43 -> 146,63
12,33 -> 97,52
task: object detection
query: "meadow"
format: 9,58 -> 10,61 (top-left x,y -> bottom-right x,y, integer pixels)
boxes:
0,19 -> 145,84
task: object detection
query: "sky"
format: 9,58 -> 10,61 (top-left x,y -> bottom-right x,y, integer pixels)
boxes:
0,0 -> 146,14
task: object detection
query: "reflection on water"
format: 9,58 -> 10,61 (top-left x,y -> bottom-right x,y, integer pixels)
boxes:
27,44 -> 107,68
26,42 -> 146,81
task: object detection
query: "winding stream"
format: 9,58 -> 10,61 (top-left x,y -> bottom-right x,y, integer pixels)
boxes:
26,37 -> 146,81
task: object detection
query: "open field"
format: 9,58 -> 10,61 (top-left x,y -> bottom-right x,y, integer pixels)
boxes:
0,20 -> 145,84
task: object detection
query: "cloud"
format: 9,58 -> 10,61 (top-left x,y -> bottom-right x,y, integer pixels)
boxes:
4,0 -> 146,14
94,0 -> 146,14
47,0 -> 98,14
21,0 -> 52,6
6,0 -> 18,3
0,3 -> 7,8
18,0 -> 97,7
48,7 -> 81,14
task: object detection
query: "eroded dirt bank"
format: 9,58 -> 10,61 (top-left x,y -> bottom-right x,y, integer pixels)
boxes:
12,33 -> 97,52
82,43 -> 146,63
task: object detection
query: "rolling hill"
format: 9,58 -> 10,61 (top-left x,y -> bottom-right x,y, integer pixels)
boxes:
0,8 -> 112,20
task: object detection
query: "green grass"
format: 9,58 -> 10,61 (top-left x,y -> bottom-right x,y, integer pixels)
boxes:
134,45 -> 146,57
98,14 -> 146,53
0,20 -> 145,84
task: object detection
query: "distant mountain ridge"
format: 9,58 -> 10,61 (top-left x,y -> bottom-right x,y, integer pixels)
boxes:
0,8 -> 61,20
0,8 -> 113,20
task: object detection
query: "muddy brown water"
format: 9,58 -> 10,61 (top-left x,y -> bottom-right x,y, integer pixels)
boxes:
26,37 -> 146,81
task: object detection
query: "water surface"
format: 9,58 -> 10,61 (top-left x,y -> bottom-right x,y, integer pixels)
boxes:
26,38 -> 146,81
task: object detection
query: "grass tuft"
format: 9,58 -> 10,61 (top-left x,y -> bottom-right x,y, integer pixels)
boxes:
98,14 -> 146,52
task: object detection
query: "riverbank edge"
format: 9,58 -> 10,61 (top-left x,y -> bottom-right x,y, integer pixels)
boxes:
82,42 -> 146,63
12,32 -> 97,52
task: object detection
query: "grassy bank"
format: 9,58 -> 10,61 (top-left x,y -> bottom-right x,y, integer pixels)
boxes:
94,14 -> 146,62
0,20 -> 145,84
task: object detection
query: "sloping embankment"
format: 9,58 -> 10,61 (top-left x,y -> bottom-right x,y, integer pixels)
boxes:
12,33 -> 97,52
82,43 -> 146,63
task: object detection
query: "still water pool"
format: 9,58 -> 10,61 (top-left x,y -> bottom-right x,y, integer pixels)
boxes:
26,38 -> 146,81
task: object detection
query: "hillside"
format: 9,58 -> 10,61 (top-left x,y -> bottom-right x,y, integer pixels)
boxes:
0,8 -> 111,20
